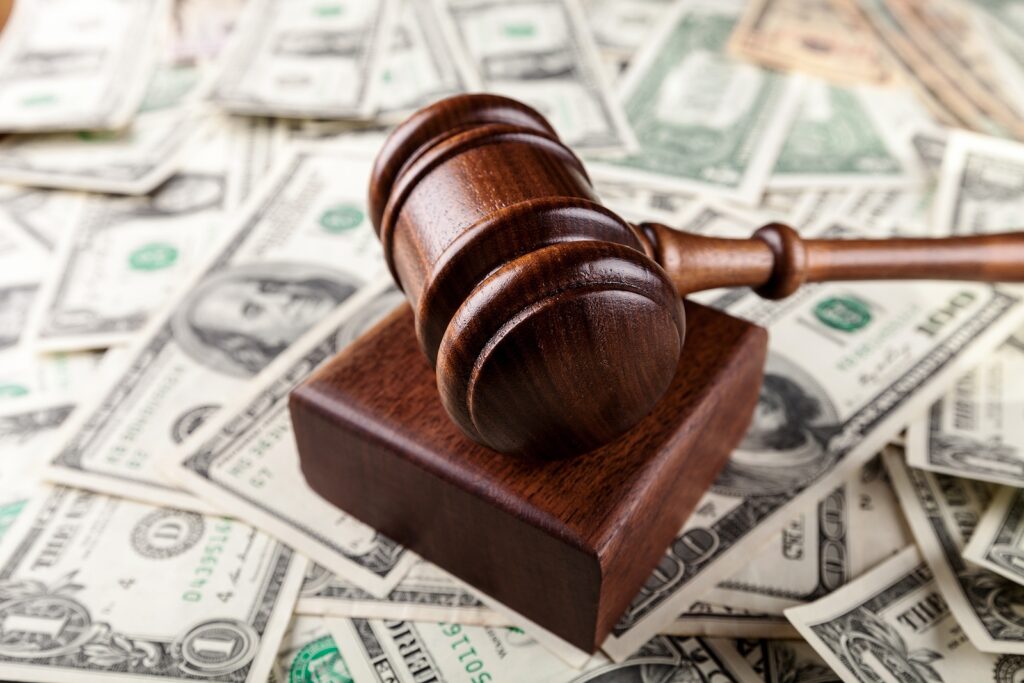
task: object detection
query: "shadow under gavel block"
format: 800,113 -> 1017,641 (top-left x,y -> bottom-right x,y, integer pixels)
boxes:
290,301 -> 767,653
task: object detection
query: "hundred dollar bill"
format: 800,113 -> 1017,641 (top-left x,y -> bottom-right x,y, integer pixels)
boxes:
883,447 -> 1024,655
375,0 -> 471,119
589,0 -> 803,205
770,81 -> 923,190
602,223 -> 1024,661
161,283 -> 415,595
43,149 -> 387,511
728,637 -> 840,683
786,546 -> 1024,683
0,485 -> 304,683
729,0 -> 893,86
906,331 -> 1024,486
707,455 -> 910,614
209,0 -> 397,119
327,618 -> 760,682
298,560 -> 506,626
27,118 -> 261,352
665,603 -> 799,640
934,130 -> 1024,235
0,0 -> 166,132
964,486 -> 1024,587
583,0 -> 676,75
0,64 -> 206,195
434,0 -> 636,152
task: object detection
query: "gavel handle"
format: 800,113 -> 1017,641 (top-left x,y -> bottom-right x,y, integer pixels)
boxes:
638,222 -> 1024,300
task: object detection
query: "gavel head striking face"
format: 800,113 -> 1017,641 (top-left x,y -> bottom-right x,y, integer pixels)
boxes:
370,93 -> 684,459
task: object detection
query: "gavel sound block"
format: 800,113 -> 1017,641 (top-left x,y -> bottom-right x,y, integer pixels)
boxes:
291,94 -> 1024,652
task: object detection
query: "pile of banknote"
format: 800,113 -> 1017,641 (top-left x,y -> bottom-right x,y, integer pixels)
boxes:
1,0 -> 1024,681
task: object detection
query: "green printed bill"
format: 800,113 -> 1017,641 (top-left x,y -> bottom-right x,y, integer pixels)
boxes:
26,117 -> 266,352
964,485 -> 1024,589
0,484 -> 305,683
786,546 -> 1024,683
600,222 -> 1024,661
40,149 -> 389,515
209,0 -> 398,119
884,447 -> 1024,654
433,0 -> 636,152
933,129 -> 1024,235
588,0 -> 804,205
0,0 -> 167,132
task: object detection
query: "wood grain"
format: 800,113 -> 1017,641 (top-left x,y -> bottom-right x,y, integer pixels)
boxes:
290,301 -> 768,652
371,92 -> 1024,458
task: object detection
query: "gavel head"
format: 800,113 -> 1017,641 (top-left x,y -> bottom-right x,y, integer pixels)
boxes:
370,93 -> 684,458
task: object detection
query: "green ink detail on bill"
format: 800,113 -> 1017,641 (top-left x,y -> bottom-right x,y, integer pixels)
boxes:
129,243 -> 179,271
814,296 -> 873,332
503,23 -> 536,38
607,10 -> 785,190
0,500 -> 27,542
22,93 -> 57,107
0,385 -> 28,398
320,204 -> 364,233
76,130 -> 120,142
289,636 -> 353,683
314,4 -> 343,16
774,84 -> 902,176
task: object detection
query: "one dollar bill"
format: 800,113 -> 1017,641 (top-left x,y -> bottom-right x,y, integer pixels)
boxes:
964,486 -> 1024,588
787,545 -> 1024,683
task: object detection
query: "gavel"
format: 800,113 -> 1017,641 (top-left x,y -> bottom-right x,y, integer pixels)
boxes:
369,93 -> 1024,459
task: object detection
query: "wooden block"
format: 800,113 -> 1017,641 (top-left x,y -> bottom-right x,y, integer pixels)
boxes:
290,300 -> 767,652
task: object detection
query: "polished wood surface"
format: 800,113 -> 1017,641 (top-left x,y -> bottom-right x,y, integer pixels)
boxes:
643,221 -> 1024,299
371,93 -> 1024,458
291,301 -> 767,652
0,0 -> 12,34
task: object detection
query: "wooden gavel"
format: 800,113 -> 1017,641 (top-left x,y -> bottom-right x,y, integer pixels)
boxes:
369,93 -> 1024,459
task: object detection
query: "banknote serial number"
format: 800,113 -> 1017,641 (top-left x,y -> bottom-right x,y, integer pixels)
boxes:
439,623 -> 492,682
182,520 -> 234,604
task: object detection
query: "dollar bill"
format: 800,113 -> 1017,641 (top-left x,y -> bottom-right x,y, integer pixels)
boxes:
728,637 -> 840,683
298,559 -> 507,626
906,331 -> 1024,486
160,283 -> 414,595
375,0 -> 471,119
0,57 -> 208,195
786,545 -> 1024,682
707,455 -> 910,614
0,485 -> 304,683
27,118 -> 262,352
209,0 -> 397,118
602,222 -> 1024,661
43,148 -> 387,511
434,0 -> 636,152
0,346 -> 108,405
964,486 -> 1024,587
272,615 -> 349,683
0,185 -> 79,251
729,0 -> 894,85
934,130 -> 1024,235
326,617 -> 760,682
770,81 -> 923,190
0,396 -> 75,497
589,0 -> 804,204
582,0 -> 677,76
0,0 -> 167,132
884,447 -> 1024,654
665,603 -> 799,640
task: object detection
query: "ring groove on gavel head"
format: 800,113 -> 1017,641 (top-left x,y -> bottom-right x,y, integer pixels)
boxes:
371,93 -> 684,458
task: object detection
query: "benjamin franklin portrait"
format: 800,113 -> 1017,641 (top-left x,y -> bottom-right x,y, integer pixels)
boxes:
171,262 -> 358,377
713,353 -> 841,498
